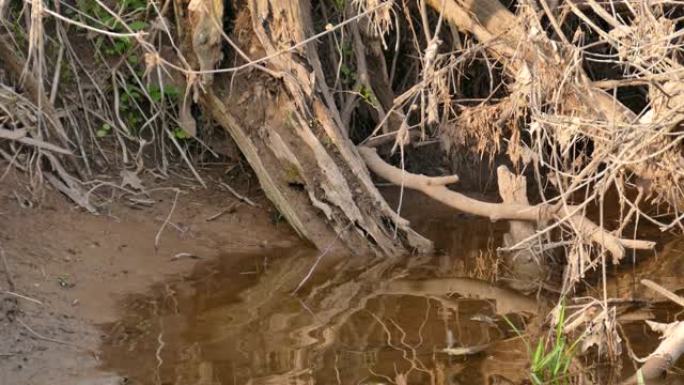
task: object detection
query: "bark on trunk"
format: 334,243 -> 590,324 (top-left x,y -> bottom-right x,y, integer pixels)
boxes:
180,0 -> 432,256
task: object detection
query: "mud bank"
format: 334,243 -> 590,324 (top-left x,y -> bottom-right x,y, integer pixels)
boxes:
0,175 -> 299,385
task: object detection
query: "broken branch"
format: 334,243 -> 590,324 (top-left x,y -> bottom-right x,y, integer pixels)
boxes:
359,146 -> 654,262
622,280 -> 684,383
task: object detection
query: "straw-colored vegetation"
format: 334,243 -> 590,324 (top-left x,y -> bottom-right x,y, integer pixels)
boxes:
2,0 -> 684,383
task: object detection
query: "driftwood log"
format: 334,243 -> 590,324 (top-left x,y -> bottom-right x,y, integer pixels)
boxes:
622,280 -> 684,383
358,146 -> 655,263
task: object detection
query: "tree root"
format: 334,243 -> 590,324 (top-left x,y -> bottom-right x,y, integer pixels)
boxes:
0,33 -> 96,212
358,146 -> 655,263
378,277 -> 539,315
424,0 -> 684,211
622,280 -> 684,383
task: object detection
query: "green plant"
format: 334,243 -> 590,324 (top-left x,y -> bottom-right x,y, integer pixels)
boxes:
358,84 -> 378,107
56,274 -> 75,288
332,0 -> 346,11
147,84 -> 180,103
173,127 -> 190,139
504,303 -> 581,385
271,210 -> 285,225
339,43 -> 356,86
76,0 -> 146,57
96,123 -> 112,137
75,0 -> 167,137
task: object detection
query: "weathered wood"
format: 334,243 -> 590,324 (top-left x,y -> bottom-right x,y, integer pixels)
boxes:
497,166 -> 547,291
621,280 -> 684,383
203,91 -> 337,247
425,0 -> 684,210
182,0 -> 433,256
359,146 -> 655,263
187,0 -> 224,85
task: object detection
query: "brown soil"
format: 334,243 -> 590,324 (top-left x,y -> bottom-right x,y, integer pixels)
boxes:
2,170 -> 683,385
0,170 -> 300,385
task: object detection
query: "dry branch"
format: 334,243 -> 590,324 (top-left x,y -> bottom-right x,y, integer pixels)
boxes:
634,321 -> 684,381
425,0 -> 684,211
378,277 -> 539,315
358,146 -> 654,262
621,280 -> 684,383
642,279 -> 684,309
497,165 -> 546,290
0,35 -> 71,146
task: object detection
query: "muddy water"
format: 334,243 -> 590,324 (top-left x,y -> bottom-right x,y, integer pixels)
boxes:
98,191 -> 684,385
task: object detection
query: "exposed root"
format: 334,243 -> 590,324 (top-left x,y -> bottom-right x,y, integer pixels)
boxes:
359,146 -> 655,263
622,280 -> 684,383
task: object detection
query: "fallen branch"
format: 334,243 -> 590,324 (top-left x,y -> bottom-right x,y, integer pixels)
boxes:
642,279 -> 684,309
424,0 -> 684,211
0,128 -> 71,155
220,182 -> 257,207
497,166 -> 546,291
358,146 -> 655,262
621,280 -> 684,383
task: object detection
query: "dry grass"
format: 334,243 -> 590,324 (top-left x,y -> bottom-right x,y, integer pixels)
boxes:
2,1 -> 684,378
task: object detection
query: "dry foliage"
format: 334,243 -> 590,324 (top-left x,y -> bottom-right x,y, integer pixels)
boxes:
2,0 -> 684,379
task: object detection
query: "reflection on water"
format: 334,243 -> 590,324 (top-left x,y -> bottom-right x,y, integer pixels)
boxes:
99,196 -> 684,385
99,215 -> 540,385
100,245 -> 535,385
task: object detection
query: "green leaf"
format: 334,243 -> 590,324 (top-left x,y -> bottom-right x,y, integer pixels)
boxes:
555,301 -> 566,339
102,14 -> 115,27
147,84 -> 181,103
530,373 -> 543,385
96,123 -> 111,137
164,85 -> 180,99
129,21 -> 148,31
174,127 -> 189,139
532,339 -> 544,369
636,369 -> 645,385
147,85 -> 162,102
123,0 -> 146,11
340,64 -> 353,79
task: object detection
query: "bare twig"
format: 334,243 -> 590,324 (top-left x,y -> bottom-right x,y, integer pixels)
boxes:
620,280 -> 684,383
154,189 -> 180,251
17,318 -> 97,355
205,201 -> 240,221
1,290 -> 43,305
220,182 -> 257,207
641,279 -> 684,308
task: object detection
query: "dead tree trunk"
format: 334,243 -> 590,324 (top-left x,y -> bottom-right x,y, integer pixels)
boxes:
174,0 -> 673,259
179,0 -> 432,256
